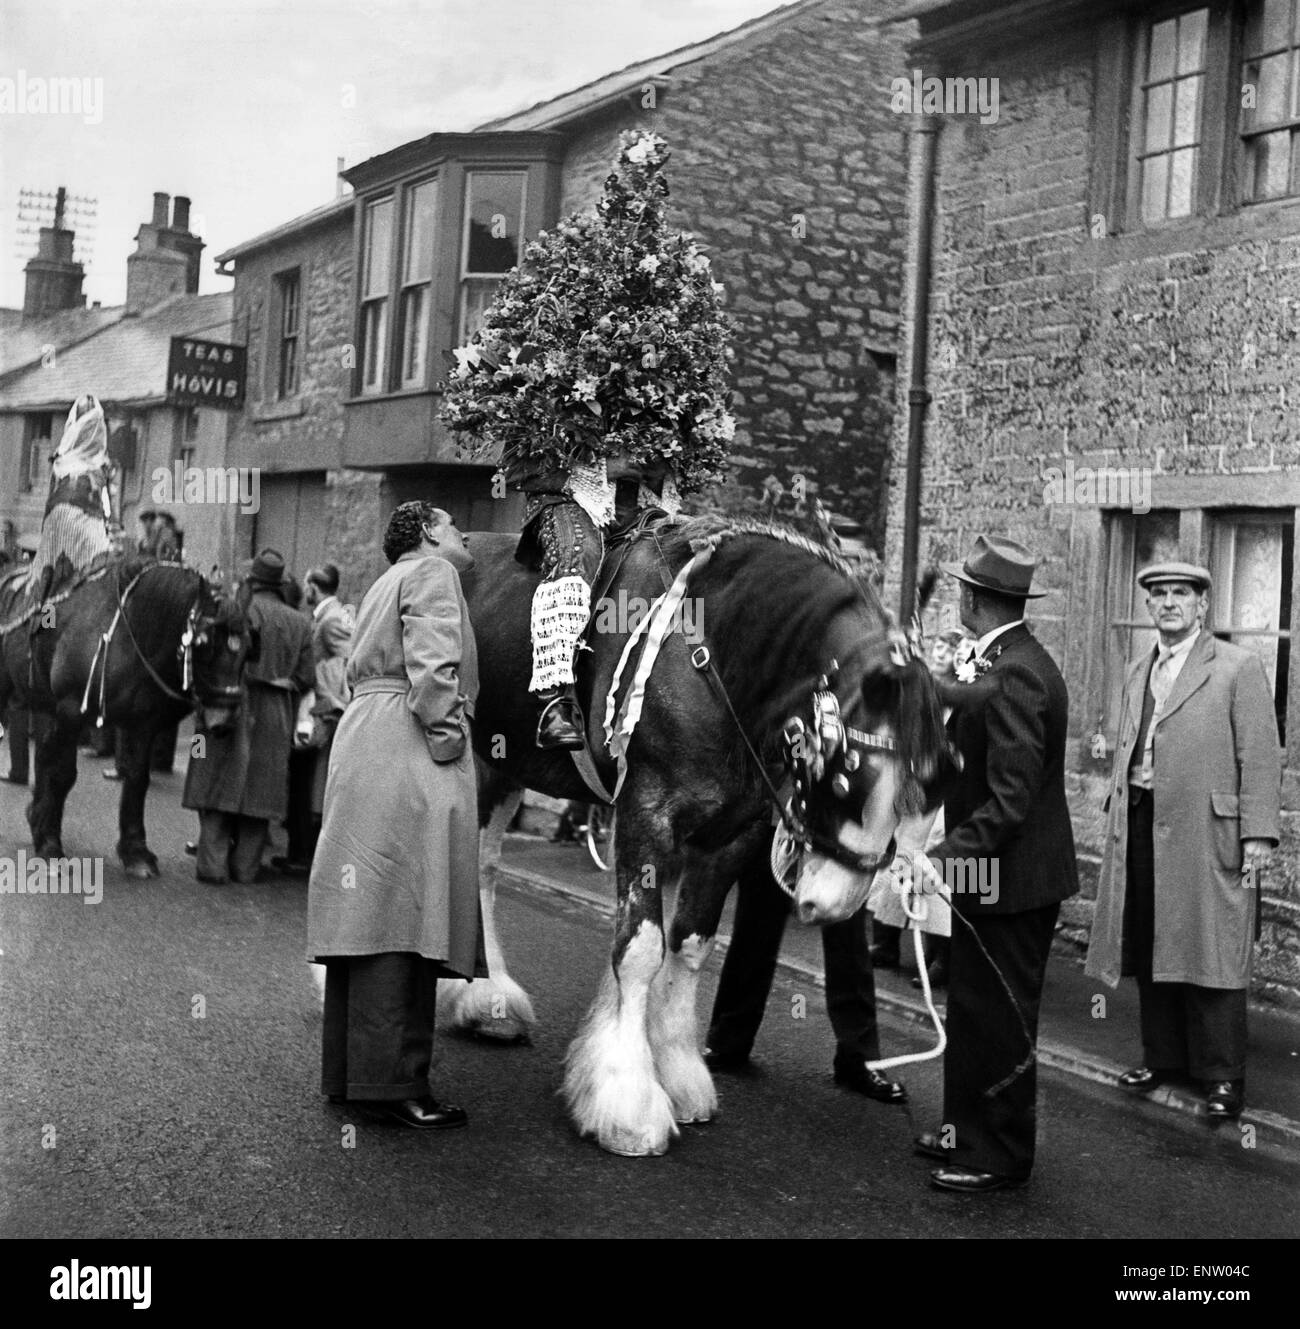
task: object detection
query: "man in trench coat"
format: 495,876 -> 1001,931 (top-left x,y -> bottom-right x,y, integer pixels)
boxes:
1085,562 -> 1281,1120
182,548 -> 314,883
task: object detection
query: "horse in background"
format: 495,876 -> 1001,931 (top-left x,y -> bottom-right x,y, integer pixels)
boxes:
453,516 -> 954,1155
0,558 -> 248,876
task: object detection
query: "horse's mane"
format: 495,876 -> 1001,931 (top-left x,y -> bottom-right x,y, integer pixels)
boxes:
656,516 -> 947,807
660,516 -> 885,739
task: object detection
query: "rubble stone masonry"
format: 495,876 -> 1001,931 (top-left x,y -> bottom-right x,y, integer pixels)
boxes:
884,25 -> 1300,1002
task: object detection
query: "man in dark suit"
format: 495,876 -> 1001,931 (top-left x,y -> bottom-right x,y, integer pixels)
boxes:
703,832 -> 907,1106
914,534 -> 1079,1192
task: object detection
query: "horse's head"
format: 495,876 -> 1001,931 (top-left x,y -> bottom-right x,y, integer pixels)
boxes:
779,631 -> 957,925
184,580 -> 249,736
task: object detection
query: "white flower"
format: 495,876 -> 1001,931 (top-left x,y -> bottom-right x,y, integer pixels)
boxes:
572,376 -> 599,401
954,660 -> 977,684
638,255 -> 661,275
686,251 -> 710,275
625,137 -> 653,165
452,346 -> 482,374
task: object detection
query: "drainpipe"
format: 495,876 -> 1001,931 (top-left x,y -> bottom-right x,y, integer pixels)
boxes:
898,114 -> 940,620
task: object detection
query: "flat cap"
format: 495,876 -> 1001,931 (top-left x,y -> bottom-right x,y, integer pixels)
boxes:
1137,561 -> 1211,592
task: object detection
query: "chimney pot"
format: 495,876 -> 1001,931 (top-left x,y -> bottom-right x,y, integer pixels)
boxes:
172,196 -> 191,232
152,192 -> 170,226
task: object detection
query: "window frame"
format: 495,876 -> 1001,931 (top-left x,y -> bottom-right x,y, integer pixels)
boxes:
457,168 -> 528,347
358,194 -> 396,397
1237,0 -> 1300,203
273,267 -> 302,401
20,411 -> 54,493
396,176 -> 439,391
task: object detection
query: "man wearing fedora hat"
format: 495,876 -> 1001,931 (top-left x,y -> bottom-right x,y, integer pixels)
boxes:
912,534 -> 1079,1192
183,548 -> 313,883
1085,562 -> 1280,1121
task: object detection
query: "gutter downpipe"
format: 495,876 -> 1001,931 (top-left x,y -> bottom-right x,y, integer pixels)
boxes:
899,112 -> 940,621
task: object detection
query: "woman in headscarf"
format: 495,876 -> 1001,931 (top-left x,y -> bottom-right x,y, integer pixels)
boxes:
26,393 -> 114,606
307,501 -> 484,1129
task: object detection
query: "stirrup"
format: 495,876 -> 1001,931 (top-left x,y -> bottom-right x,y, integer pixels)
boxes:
535,690 -> 585,751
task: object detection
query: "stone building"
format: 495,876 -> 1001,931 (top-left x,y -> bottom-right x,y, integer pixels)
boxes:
885,0 -> 1300,1002
216,0 -> 913,600
0,193 -> 241,574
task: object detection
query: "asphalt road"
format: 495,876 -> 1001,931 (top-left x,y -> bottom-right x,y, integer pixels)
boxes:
1,752 -> 1297,1240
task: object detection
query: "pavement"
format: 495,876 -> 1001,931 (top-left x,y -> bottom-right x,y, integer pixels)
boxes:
497,833 -> 1300,1156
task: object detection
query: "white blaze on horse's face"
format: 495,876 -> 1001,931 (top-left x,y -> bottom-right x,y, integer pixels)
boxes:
793,735 -> 903,926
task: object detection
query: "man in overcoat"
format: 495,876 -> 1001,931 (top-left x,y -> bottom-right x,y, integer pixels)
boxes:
1085,563 -> 1281,1120
914,534 -> 1079,1192
182,548 -> 313,883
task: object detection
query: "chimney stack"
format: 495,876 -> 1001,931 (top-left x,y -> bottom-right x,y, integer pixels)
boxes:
126,190 -> 205,312
22,184 -> 86,320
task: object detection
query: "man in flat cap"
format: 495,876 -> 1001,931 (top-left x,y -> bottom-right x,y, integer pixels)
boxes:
183,549 -> 313,883
1086,562 -> 1280,1120
913,534 -> 1079,1192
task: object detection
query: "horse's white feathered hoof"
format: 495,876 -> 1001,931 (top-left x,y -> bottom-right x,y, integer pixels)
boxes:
438,975 -> 537,1042
563,1015 -> 679,1157
655,1047 -> 718,1125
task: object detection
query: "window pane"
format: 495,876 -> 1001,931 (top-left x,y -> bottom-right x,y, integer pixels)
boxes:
1177,9 -> 1208,73
364,199 -> 393,299
1247,0 -> 1295,54
1146,81 -> 1173,151
1212,518 -> 1288,715
1173,75 -> 1202,145
1258,51 -> 1291,123
1142,153 -> 1170,221
362,300 -> 387,392
1168,146 -> 1197,215
1149,18 -> 1177,81
403,180 -> 437,285
464,172 -> 524,275
459,278 -> 501,343
400,286 -> 427,386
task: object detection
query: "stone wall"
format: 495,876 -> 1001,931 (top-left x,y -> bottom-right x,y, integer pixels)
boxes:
883,22 -> 1300,1002
557,0 -> 913,548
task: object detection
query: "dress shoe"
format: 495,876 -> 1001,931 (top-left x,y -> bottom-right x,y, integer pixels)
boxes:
833,1062 -> 907,1104
1118,1066 -> 1168,1093
360,1097 -> 468,1130
196,872 -> 228,885
868,944 -> 900,970
1204,1080 -> 1244,1120
703,1046 -> 752,1073
270,855 -> 311,878
930,1165 -> 1025,1193
913,1131 -> 951,1161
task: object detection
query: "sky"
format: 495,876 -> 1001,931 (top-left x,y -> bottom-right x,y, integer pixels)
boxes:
0,0 -> 793,310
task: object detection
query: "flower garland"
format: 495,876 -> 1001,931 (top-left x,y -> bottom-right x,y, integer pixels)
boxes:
439,131 -> 736,495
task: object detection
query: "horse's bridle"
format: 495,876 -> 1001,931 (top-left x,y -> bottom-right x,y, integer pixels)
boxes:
109,567 -> 243,713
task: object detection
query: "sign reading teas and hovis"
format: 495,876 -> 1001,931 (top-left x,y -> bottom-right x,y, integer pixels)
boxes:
167,336 -> 246,410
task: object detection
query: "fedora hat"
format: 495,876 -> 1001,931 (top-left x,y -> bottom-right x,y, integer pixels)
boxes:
242,547 -> 286,586
941,534 -> 1045,599
1137,561 -> 1211,593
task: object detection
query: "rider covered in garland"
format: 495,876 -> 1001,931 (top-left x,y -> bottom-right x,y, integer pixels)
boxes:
442,132 -> 735,748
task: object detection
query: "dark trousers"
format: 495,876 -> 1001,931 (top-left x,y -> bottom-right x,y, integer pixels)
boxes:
1125,789 -> 1247,1081
943,901 -> 1060,1181
4,700 -> 29,782
321,953 -> 440,1100
707,854 -> 883,1068
285,746 -> 318,864
196,810 -> 267,884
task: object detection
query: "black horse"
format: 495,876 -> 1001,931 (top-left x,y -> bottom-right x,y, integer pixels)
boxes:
0,558 -> 248,876
459,515 -> 954,1155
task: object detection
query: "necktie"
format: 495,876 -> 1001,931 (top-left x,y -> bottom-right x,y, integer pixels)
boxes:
1151,647 -> 1174,708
